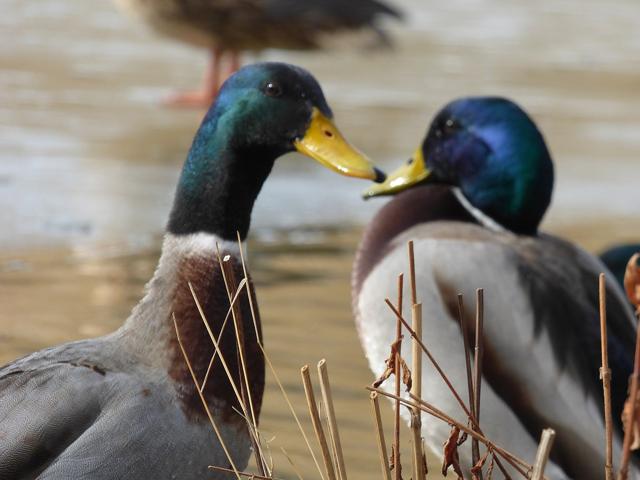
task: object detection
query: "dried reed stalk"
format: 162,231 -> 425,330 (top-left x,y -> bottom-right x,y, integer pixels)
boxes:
189,283 -> 269,476
301,365 -> 337,480
261,345 -> 326,480
457,294 -> 479,470
317,359 -> 347,480
473,288 -> 485,480
384,298 -> 513,480
236,231 -> 262,342
234,232 -> 325,480
368,386 -> 540,479
531,429 -> 556,480
370,392 -> 392,480
620,255 -> 640,480
280,447 -> 305,480
408,240 -> 425,480
599,274 -> 614,480
393,274 -> 403,480
208,466 -> 278,480
620,357 -> 640,480
172,315 -> 242,480
199,280 -> 245,392
189,284 -> 246,413
219,253 -> 266,475
410,303 -> 424,480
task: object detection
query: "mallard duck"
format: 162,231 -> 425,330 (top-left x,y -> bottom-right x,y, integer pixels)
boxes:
0,62 -> 384,479
353,97 -> 638,478
601,244 -> 640,290
115,0 -> 402,106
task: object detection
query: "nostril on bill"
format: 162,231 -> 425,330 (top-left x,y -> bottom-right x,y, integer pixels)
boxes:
374,168 -> 386,183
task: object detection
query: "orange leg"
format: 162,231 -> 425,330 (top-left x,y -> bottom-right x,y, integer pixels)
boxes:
165,47 -> 223,108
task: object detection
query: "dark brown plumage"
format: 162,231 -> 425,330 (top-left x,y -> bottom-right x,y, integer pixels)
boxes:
116,0 -> 402,106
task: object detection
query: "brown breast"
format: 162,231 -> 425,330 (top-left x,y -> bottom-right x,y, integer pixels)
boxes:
168,250 -> 265,425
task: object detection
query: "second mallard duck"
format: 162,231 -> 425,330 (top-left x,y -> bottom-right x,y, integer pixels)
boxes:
354,97 -> 638,478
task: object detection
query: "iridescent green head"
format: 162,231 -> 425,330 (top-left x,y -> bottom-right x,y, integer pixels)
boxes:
365,97 -> 554,235
168,62 -> 384,239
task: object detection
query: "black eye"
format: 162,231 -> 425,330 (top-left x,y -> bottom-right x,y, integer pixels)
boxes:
264,82 -> 283,98
444,118 -> 461,134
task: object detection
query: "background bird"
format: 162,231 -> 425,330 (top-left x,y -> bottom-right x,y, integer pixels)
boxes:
115,0 -> 402,106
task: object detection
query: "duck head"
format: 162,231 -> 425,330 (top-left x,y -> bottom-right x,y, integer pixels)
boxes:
168,62 -> 385,239
363,97 -> 554,235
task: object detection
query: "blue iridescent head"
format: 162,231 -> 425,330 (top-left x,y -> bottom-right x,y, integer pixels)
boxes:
365,97 -> 555,235
167,62 -> 383,239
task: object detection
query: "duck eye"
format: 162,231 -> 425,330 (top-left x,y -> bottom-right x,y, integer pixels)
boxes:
263,82 -> 283,98
444,118 -> 461,134
407,157 -> 414,165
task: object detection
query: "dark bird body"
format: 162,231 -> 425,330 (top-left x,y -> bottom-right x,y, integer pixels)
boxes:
115,0 -> 401,105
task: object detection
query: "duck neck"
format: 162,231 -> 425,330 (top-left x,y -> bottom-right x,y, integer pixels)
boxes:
122,232 -> 264,423
167,113 -> 281,241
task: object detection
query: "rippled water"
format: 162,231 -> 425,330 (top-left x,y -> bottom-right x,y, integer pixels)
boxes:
1,0 -> 639,478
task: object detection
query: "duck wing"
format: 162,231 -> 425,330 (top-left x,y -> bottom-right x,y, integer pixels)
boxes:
382,223 -> 636,478
443,230 -> 636,478
0,340 -> 117,478
520,234 -> 635,426
0,338 -> 227,479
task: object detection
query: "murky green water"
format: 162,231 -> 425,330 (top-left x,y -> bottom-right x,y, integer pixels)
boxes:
1,0 -> 639,478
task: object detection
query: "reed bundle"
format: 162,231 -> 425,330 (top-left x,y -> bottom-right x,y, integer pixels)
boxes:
173,237 -> 640,480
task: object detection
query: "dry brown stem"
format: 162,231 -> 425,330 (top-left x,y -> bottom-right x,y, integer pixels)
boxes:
393,273 -> 404,480
458,294 -> 480,472
370,392 -> 392,480
208,465 -> 279,480
280,447 -> 305,480
234,234 -> 325,480
473,289 -> 485,480
599,274 -> 614,480
471,450 -> 491,480
301,365 -> 337,480
531,429 -> 556,480
366,386 -> 538,479
409,239 -> 424,480
218,252 -> 266,475
384,298 -> 513,479
317,360 -> 347,480
173,315 -> 242,480
619,306 -> 640,479
260,345 -> 325,480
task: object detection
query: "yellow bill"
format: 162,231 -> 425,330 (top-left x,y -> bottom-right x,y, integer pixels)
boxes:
294,108 -> 385,182
362,147 -> 431,198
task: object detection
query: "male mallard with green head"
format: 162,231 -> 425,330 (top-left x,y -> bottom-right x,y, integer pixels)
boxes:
0,62 -> 384,479
115,0 -> 402,106
353,97 -> 638,478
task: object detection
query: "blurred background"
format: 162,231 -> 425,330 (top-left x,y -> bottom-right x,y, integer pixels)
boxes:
1,0 -> 639,478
